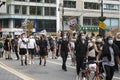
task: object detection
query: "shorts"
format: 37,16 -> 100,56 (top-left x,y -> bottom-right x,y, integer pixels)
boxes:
28,49 -> 35,55
19,48 -> 27,55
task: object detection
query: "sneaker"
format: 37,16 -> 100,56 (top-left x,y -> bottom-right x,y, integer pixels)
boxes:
31,61 -> 34,64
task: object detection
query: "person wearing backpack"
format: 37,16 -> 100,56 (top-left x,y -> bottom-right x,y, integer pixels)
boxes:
18,33 -> 28,66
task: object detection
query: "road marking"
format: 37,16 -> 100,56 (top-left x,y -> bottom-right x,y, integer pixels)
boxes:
0,61 -> 34,80
47,60 -> 120,80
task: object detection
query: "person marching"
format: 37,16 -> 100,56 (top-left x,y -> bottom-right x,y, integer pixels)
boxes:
97,36 -> 120,80
59,36 -> 70,71
75,32 -> 88,79
18,33 -> 28,66
14,36 -> 19,60
38,34 -> 49,66
28,36 -> 37,64
4,35 -> 12,60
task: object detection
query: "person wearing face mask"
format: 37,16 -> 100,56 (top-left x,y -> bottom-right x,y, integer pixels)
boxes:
75,33 -> 88,80
97,36 -> 120,80
59,36 -> 70,71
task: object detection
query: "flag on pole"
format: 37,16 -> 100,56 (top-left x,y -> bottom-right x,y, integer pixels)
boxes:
39,29 -> 47,36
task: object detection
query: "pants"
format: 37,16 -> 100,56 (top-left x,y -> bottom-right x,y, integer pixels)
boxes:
61,51 -> 68,70
104,65 -> 114,80
15,46 -> 19,60
76,57 -> 86,75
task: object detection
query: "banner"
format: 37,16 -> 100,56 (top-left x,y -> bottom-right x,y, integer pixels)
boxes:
67,17 -> 78,30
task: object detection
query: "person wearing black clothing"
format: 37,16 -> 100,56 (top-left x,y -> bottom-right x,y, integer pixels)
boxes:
75,33 -> 88,79
14,36 -> 19,60
59,36 -> 70,71
4,35 -> 12,60
38,35 -> 48,66
97,36 -> 120,80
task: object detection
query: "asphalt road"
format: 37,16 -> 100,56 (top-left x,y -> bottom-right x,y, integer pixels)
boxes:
0,53 -> 120,80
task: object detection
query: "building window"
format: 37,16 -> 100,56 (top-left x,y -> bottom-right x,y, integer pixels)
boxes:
105,18 -> 119,29
29,0 -> 36,2
37,20 -> 56,32
22,6 -> 27,15
15,5 -> 21,14
64,1 -> 76,8
29,0 -> 42,2
14,0 -> 26,1
45,7 -> 56,16
37,0 -> 42,2
83,17 -> 99,26
37,7 -> 42,15
45,0 -> 56,3
104,4 -> 119,11
30,6 -> 36,15
0,20 -> 9,28
84,2 -> 100,10
14,20 -> 22,28
83,18 -> 91,25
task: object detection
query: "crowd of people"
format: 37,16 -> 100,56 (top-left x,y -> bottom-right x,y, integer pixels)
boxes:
0,30 -> 120,80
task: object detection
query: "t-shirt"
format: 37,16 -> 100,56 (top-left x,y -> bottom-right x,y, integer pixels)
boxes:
61,40 -> 69,52
28,38 -> 36,49
39,39 -> 48,52
18,38 -> 28,49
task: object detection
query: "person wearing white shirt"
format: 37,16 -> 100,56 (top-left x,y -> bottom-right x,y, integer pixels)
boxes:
28,36 -> 37,64
18,33 -> 28,66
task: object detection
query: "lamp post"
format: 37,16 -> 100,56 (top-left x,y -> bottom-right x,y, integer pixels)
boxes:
99,0 -> 105,38
58,2 -> 64,38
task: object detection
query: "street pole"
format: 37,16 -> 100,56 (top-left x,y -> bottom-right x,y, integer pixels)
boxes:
99,0 -> 105,38
101,0 -> 103,17
60,2 -> 64,38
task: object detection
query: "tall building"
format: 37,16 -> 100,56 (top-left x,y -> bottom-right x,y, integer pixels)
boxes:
59,0 -> 120,31
0,0 -> 57,36
0,0 -> 120,36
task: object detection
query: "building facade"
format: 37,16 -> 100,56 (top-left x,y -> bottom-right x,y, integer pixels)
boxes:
0,0 -> 57,36
58,0 -> 120,31
0,0 -> 120,36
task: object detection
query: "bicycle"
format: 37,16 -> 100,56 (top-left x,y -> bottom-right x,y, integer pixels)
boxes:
79,60 -> 105,80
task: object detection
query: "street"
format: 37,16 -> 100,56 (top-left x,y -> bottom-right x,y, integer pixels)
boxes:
0,53 -> 120,80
